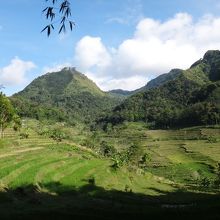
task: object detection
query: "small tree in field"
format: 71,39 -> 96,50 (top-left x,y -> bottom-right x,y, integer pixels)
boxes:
0,93 -> 15,138
13,115 -> 22,132
50,127 -> 67,143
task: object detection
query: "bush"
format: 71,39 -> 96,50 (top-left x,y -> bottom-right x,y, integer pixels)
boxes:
49,128 -> 67,143
87,176 -> 95,185
206,136 -> 218,143
200,177 -> 212,188
19,132 -> 29,139
37,127 -> 51,136
81,138 -> 95,148
99,141 -> 116,157
111,157 -> 122,170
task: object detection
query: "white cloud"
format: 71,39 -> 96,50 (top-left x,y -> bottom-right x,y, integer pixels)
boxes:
100,75 -> 147,91
75,13 -> 220,91
106,17 -> 128,25
0,57 -> 36,86
106,0 -> 143,25
75,36 -> 111,71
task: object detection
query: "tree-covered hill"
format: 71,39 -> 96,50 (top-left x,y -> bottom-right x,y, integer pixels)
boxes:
108,69 -> 183,97
142,68 -> 183,90
99,50 -> 220,128
108,89 -> 133,97
10,50 -> 220,128
11,68 -> 122,125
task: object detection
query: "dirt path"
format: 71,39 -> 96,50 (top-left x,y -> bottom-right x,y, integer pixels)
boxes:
0,147 -> 44,159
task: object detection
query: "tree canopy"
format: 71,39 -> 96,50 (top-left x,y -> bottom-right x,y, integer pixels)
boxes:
0,93 -> 16,137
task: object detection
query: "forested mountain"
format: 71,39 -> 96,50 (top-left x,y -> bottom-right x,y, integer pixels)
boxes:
10,50 -> 220,128
99,50 -> 220,128
108,89 -> 133,97
143,69 -> 183,90
11,68 -> 121,125
108,69 -> 183,97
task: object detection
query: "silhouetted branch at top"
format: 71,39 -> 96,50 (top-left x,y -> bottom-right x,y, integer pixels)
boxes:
42,0 -> 75,37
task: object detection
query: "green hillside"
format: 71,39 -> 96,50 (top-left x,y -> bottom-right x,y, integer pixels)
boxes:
11,68 -> 121,125
108,89 -> 133,98
99,50 -> 220,128
17,67 -> 105,100
10,51 -> 220,128
138,68 -> 183,91
108,69 -> 183,97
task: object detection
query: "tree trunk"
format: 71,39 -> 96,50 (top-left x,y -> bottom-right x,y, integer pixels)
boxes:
0,124 -> 3,138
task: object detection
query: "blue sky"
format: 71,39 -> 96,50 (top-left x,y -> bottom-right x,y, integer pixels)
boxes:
1,0 -> 220,95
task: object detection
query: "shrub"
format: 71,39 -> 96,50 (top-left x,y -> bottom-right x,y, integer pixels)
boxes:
19,132 -> 29,139
200,177 -> 212,188
37,127 -> 51,136
99,141 -> 116,157
49,128 -> 67,143
206,136 -> 218,143
111,157 -> 121,170
87,176 -> 95,185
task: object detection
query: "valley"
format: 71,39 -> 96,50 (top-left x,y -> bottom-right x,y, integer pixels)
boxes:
2,1 -> 220,219
0,50 -> 220,219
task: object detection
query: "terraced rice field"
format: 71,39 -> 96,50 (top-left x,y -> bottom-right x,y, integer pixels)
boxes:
0,124 -> 220,219
0,128 -> 174,195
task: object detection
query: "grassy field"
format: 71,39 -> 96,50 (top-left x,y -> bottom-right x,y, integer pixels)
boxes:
0,120 -> 220,219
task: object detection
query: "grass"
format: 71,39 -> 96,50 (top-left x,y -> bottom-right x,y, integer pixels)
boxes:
0,120 -> 220,219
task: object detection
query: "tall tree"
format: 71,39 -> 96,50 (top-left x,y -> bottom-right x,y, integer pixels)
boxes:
0,93 -> 15,138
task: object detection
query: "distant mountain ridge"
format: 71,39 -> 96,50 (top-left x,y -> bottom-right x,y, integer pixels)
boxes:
143,69 -> 183,90
99,50 -> 220,128
108,69 -> 183,97
11,50 -> 220,127
108,89 -> 134,97
13,65 -> 186,124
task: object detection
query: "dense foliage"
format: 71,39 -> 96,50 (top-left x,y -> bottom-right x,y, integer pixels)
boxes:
0,93 -> 20,137
99,50 -> 220,128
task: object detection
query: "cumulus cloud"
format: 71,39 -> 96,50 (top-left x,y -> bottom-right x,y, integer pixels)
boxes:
75,36 -> 111,71
75,13 -> 220,91
0,57 -> 36,86
100,75 -> 147,91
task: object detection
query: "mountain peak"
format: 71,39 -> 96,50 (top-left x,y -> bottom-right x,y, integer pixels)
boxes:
12,68 -> 121,124
61,67 -> 76,72
203,50 -> 220,60
141,68 -> 182,91
190,50 -> 220,68
14,68 -> 106,102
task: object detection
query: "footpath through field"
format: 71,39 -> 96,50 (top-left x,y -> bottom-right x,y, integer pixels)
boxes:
0,147 -> 44,159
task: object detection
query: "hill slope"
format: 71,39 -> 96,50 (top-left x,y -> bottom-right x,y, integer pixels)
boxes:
100,50 -> 220,128
144,68 -> 183,90
11,68 -> 121,124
